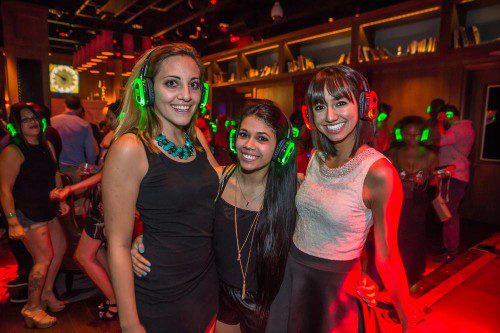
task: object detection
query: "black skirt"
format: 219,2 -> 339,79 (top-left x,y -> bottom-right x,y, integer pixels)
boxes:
266,244 -> 364,333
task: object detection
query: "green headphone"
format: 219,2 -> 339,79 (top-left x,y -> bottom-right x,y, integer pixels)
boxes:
394,127 -> 429,142
228,111 -> 296,166
377,112 -> 388,122
7,117 -> 47,137
133,48 -> 209,110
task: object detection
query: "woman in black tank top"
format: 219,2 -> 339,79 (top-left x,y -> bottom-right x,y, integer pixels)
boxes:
0,103 -> 69,328
131,101 -> 297,332
103,43 -> 221,333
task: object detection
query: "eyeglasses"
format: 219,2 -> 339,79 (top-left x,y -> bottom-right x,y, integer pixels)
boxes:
20,116 -> 38,124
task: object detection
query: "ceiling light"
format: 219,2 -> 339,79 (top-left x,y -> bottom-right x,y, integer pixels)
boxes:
271,2 -> 283,22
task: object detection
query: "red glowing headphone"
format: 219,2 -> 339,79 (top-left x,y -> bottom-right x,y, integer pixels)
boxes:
301,69 -> 378,129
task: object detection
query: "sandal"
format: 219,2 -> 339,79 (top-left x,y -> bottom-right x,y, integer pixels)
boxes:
97,300 -> 110,311
21,305 -> 57,329
99,304 -> 118,321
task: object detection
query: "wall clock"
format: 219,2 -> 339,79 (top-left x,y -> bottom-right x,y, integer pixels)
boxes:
49,64 -> 79,94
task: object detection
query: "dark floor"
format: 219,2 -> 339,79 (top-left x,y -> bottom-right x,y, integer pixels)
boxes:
0,218 -> 497,332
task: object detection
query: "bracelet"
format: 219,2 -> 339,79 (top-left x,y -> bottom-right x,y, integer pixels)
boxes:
6,212 -> 17,219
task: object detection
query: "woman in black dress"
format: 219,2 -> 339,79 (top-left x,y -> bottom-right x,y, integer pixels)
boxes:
386,116 -> 437,285
131,100 -> 298,333
103,43 -> 219,333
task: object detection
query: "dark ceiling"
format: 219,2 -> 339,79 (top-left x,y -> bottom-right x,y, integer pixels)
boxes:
15,0 -> 406,57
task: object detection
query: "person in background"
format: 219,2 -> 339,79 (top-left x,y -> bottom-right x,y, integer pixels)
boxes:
433,104 -> 474,263
386,116 -> 437,284
98,101 -> 121,164
51,95 -> 98,184
425,98 -> 446,150
290,108 -> 312,174
31,103 -> 62,161
373,102 -> 392,152
0,103 -> 69,329
213,114 -> 233,166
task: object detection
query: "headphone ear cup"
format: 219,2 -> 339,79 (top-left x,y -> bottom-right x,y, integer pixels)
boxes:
358,91 -> 367,119
272,139 -> 286,163
145,78 -> 155,106
229,129 -> 238,154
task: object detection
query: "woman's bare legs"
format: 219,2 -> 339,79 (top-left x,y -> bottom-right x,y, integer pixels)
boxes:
74,230 -> 116,305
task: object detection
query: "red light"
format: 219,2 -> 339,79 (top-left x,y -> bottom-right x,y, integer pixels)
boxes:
115,52 -> 121,57
58,32 -> 69,37
113,39 -> 117,44
230,35 -> 240,43
200,17 -> 205,23
210,0 -> 217,5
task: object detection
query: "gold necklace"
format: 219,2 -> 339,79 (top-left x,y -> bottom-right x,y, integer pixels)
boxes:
236,171 -> 265,207
233,184 -> 261,300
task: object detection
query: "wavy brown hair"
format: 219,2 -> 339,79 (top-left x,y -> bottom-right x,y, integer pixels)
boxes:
115,43 -> 204,153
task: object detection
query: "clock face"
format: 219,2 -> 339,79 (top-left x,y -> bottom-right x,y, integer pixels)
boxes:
50,64 -> 79,94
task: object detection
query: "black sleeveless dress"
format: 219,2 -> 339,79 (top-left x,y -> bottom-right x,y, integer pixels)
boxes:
12,142 -> 58,224
134,143 -> 219,333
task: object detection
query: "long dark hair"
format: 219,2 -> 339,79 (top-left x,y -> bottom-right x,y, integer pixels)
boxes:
237,100 -> 297,318
8,102 -> 46,147
306,65 -> 375,157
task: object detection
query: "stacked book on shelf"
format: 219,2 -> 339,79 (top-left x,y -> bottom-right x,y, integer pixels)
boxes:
337,53 -> 351,65
213,72 -> 236,84
405,37 -> 438,55
452,26 -> 480,48
357,46 -> 391,62
246,63 -> 279,79
287,55 -> 315,73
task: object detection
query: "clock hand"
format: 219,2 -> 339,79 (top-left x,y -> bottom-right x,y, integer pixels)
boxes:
55,73 -> 67,82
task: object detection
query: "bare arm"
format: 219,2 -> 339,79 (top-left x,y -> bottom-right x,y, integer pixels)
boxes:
365,158 -> 417,331
102,133 -> 147,331
0,145 -> 25,239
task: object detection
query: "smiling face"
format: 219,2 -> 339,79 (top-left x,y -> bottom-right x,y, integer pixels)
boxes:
20,108 -> 40,137
153,55 -> 201,130
312,85 -> 359,145
236,115 -> 277,172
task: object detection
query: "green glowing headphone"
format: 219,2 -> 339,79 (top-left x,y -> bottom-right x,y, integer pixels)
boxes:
377,112 -> 388,122
229,111 -> 296,166
394,127 -> 429,142
133,48 -> 209,110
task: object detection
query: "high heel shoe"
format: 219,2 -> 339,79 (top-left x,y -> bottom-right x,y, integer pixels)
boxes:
41,295 -> 66,313
99,304 -> 118,321
21,305 -> 57,329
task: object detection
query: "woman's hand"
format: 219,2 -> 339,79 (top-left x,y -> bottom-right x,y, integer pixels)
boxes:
356,273 -> 378,307
131,235 -> 151,277
59,201 -> 70,216
8,223 -> 25,240
50,187 -> 71,201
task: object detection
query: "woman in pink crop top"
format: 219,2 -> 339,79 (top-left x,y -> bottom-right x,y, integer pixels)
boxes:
266,66 -> 420,333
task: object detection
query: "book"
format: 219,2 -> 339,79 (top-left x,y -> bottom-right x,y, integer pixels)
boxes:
453,29 -> 460,48
362,46 -> 371,62
337,53 -> 346,64
471,25 -> 480,45
459,26 -> 469,47
368,48 -> 380,61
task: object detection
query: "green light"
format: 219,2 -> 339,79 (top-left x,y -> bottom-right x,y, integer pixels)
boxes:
446,111 -> 454,119
133,78 -> 147,107
225,120 -> 229,127
229,128 -> 237,154
231,120 -> 237,126
209,121 -> 217,133
119,112 -> 125,121
292,126 -> 300,138
426,105 -> 431,113
6,123 -> 17,137
395,128 -> 402,141
421,128 -> 430,142
200,82 -> 210,109
277,142 -> 295,165
41,118 -> 47,132
377,112 -> 388,122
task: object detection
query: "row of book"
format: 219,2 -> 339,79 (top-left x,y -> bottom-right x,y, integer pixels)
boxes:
453,25 -> 480,48
246,63 -> 280,78
287,55 -> 315,73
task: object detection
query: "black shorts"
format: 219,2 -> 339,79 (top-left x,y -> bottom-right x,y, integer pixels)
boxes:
218,282 -> 266,333
84,214 -> 105,242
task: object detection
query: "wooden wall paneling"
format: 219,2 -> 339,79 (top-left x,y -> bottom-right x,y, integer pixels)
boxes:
254,82 -> 294,117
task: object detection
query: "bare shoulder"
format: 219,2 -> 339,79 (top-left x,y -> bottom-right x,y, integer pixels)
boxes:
105,133 -> 147,175
0,144 -> 23,163
366,158 -> 398,189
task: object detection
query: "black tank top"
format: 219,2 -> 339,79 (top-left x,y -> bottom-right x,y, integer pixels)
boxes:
134,142 -> 219,303
214,165 -> 260,293
12,142 -> 58,221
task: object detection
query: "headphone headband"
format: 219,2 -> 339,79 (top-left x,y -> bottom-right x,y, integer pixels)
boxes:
140,48 -> 156,78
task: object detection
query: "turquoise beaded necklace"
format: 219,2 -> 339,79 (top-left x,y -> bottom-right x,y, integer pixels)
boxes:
155,132 -> 194,160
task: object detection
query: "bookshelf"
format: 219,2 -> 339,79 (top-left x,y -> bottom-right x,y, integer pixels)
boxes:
241,45 -> 280,79
213,55 -> 238,84
452,0 -> 500,48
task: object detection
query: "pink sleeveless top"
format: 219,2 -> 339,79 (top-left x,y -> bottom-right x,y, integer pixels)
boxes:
293,147 -> 387,261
